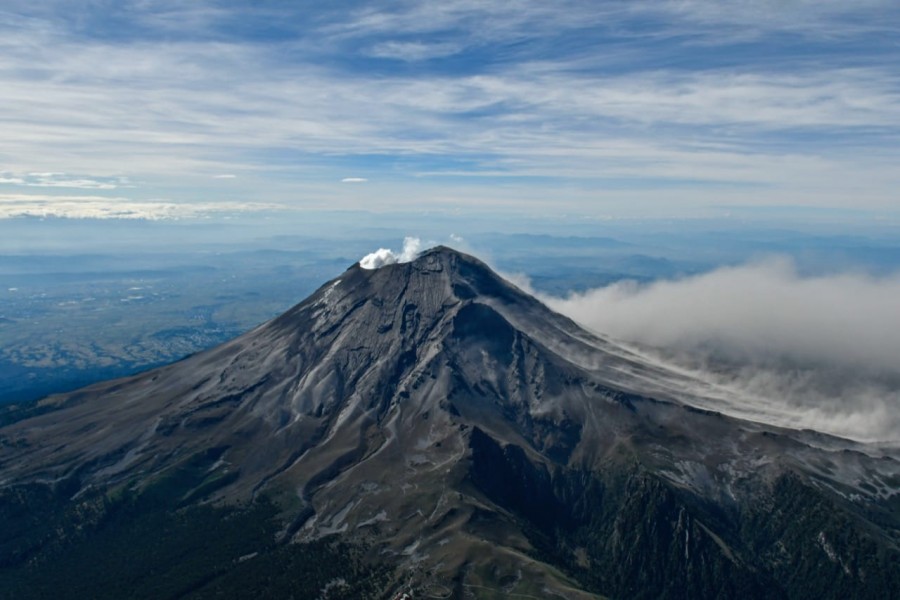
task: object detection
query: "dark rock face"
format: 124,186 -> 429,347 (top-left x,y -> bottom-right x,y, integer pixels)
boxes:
1,247 -> 898,599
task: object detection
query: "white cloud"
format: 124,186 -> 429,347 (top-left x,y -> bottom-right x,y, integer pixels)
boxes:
337,0 -> 900,39
359,237 -> 424,269
0,194 -> 284,220
0,1 -> 898,214
1,43 -> 895,207
527,259 -> 900,443
368,41 -> 463,61
1,172 -> 132,190
212,174 -> 237,179
544,258 -> 900,372
341,177 -> 368,183
646,0 -> 900,39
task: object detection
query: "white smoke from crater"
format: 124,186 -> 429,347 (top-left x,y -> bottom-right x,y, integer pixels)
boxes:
359,237 -> 423,269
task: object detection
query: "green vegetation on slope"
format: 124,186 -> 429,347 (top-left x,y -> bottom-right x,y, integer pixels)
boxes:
0,455 -> 392,600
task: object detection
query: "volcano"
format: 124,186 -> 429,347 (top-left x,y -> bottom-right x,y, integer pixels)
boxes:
1,247 -> 898,599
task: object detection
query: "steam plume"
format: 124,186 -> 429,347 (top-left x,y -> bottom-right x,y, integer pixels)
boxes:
359,237 -> 423,269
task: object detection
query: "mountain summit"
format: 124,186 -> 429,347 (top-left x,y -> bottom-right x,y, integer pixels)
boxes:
2,247 -> 899,599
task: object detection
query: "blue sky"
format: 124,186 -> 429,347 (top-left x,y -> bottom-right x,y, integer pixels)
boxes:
1,0 -> 899,221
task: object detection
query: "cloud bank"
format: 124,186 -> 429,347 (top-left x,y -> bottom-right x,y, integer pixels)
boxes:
359,237 -> 423,269
0,194 -> 284,220
545,259 -> 900,373
0,172 -> 132,190
531,259 -> 900,443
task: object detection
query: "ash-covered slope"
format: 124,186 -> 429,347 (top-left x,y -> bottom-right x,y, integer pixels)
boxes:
1,247 -> 899,599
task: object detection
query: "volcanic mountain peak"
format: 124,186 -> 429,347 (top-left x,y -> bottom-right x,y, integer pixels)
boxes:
265,246 -> 522,353
2,246 -> 899,598
352,244 -> 527,300
281,244 -> 538,333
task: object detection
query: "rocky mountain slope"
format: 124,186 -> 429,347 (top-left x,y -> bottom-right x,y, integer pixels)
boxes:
1,247 -> 898,599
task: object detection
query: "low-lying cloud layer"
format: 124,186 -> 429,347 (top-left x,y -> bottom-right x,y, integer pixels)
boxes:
0,194 -> 283,220
359,237 -> 423,269
528,259 -> 900,443
0,171 -> 132,190
545,259 -> 900,373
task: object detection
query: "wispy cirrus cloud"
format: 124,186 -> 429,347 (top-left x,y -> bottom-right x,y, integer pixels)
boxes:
367,41 -> 463,61
645,0 -> 900,39
0,1 -> 898,216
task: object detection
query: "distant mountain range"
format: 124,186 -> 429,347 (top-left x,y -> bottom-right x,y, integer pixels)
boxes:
1,247 -> 898,599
